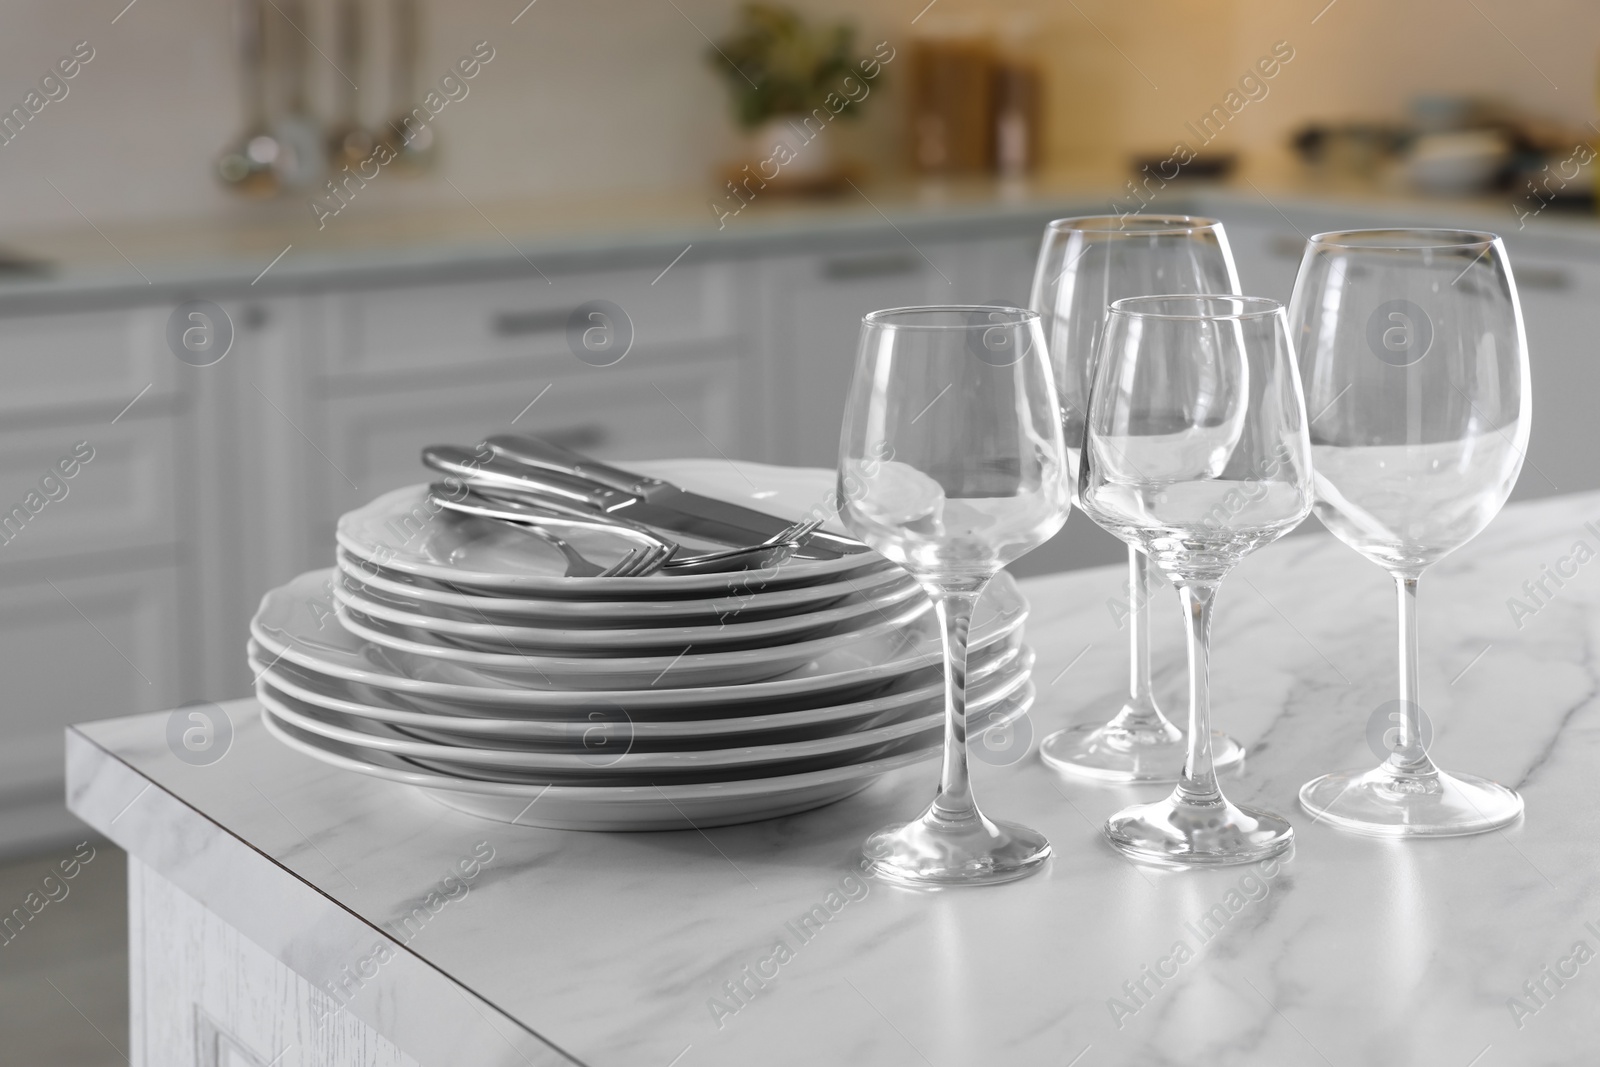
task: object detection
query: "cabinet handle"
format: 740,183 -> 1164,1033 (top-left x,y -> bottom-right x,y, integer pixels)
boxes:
1268,235 -> 1306,259
820,253 -> 921,280
1517,266 -> 1571,291
493,309 -> 572,337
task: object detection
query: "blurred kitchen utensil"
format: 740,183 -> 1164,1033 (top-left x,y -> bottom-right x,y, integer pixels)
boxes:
379,0 -> 435,171
270,0 -> 327,190
1291,123 -> 1407,182
1404,129 -> 1511,195
216,0 -> 282,196
326,0 -> 376,171
909,29 -> 994,174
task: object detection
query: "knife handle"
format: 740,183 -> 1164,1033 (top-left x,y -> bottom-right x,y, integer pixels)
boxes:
484,434 -> 664,497
427,484 -> 670,547
421,445 -> 620,511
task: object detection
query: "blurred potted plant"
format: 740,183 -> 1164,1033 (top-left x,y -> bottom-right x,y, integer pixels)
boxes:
707,4 -> 874,183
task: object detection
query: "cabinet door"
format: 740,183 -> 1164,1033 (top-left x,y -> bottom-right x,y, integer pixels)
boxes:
760,247 -> 948,468
0,416 -> 178,567
1221,219 -> 1302,305
0,304 -> 177,421
324,261 -> 737,384
311,356 -> 743,549
953,234 -> 1040,307
1508,254 -> 1600,502
0,565 -> 183,851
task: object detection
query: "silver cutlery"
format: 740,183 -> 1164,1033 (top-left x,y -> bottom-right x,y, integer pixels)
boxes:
429,440 -> 866,558
216,0 -> 281,196
428,486 -> 818,576
531,535 -> 665,579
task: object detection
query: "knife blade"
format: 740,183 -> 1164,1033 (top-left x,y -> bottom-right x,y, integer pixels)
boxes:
482,435 -> 870,557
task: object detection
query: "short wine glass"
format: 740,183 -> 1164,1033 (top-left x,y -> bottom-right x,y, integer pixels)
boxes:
1030,215 -> 1246,783
1080,295 -> 1312,866
839,306 -> 1070,886
1290,229 -> 1529,836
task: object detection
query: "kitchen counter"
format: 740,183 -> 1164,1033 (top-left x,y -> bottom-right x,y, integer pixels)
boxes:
66,487 -> 1600,1066
7,165 -> 1600,304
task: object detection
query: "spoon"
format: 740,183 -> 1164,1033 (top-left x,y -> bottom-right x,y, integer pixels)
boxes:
216,0 -> 281,196
270,0 -> 328,190
378,0 -> 435,172
325,0 -> 376,171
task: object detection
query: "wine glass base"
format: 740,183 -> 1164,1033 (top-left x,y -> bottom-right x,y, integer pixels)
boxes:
863,812 -> 1051,887
1298,765 -> 1523,837
1104,794 -> 1293,868
1040,721 -> 1244,784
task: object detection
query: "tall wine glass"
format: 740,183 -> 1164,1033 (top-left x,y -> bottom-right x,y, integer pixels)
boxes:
1080,296 -> 1311,866
1030,215 -> 1247,783
1290,229 -> 1529,836
839,306 -> 1070,886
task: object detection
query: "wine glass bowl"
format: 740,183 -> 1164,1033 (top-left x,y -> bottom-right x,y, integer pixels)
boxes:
839,305 -> 1070,886
1081,295 -> 1312,866
1030,215 -> 1247,783
1291,229 -> 1529,836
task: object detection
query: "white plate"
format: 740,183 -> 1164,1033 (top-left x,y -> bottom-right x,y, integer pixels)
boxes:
333,568 -> 924,651
332,581 -> 933,689
250,570 -> 1027,712
336,459 -> 887,596
335,547 -> 912,623
255,667 -> 1030,774
252,644 -> 1031,746
249,643 -> 1031,743
259,684 -> 1035,831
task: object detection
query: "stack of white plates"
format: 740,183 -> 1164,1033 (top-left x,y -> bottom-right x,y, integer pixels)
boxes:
249,460 -> 1035,830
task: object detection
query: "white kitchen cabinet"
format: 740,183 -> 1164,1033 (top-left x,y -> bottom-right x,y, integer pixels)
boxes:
0,563 -> 183,852
323,261 -> 738,384
756,244 -> 954,468
311,353 -> 742,541
1503,251 -> 1600,504
0,303 -> 177,421
1219,217 -> 1303,304
0,414 -> 178,567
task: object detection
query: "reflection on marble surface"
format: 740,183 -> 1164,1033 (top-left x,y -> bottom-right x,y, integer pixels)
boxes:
70,489 -> 1600,1066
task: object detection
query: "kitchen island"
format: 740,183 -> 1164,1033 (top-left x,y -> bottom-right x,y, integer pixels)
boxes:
66,487 -> 1600,1066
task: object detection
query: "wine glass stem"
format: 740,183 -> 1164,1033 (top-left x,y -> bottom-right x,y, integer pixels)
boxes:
1175,581 -> 1222,805
929,584 -> 984,824
1124,547 -> 1159,720
1391,574 -> 1439,777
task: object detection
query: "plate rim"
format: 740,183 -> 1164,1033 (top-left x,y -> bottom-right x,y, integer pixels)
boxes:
250,570 -> 1027,709
255,669 -> 1033,772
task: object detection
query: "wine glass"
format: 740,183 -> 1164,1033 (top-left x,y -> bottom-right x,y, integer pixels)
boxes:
1080,295 -> 1312,866
839,306 -> 1070,886
1290,229 -> 1529,836
1029,215 -> 1246,783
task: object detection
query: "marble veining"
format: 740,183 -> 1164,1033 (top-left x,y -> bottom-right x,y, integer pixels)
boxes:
68,489 -> 1600,1067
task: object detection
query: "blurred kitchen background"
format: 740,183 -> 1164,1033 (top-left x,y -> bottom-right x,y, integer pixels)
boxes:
6,0 -> 1600,845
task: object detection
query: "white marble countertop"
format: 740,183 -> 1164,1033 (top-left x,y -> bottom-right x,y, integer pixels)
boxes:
68,488 -> 1600,1066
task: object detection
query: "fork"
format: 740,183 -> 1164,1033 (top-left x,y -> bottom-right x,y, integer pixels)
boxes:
433,484 -> 825,575
521,526 -> 671,578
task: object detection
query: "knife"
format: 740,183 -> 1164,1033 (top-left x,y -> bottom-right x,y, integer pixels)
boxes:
425,440 -> 866,558
482,435 -> 869,558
